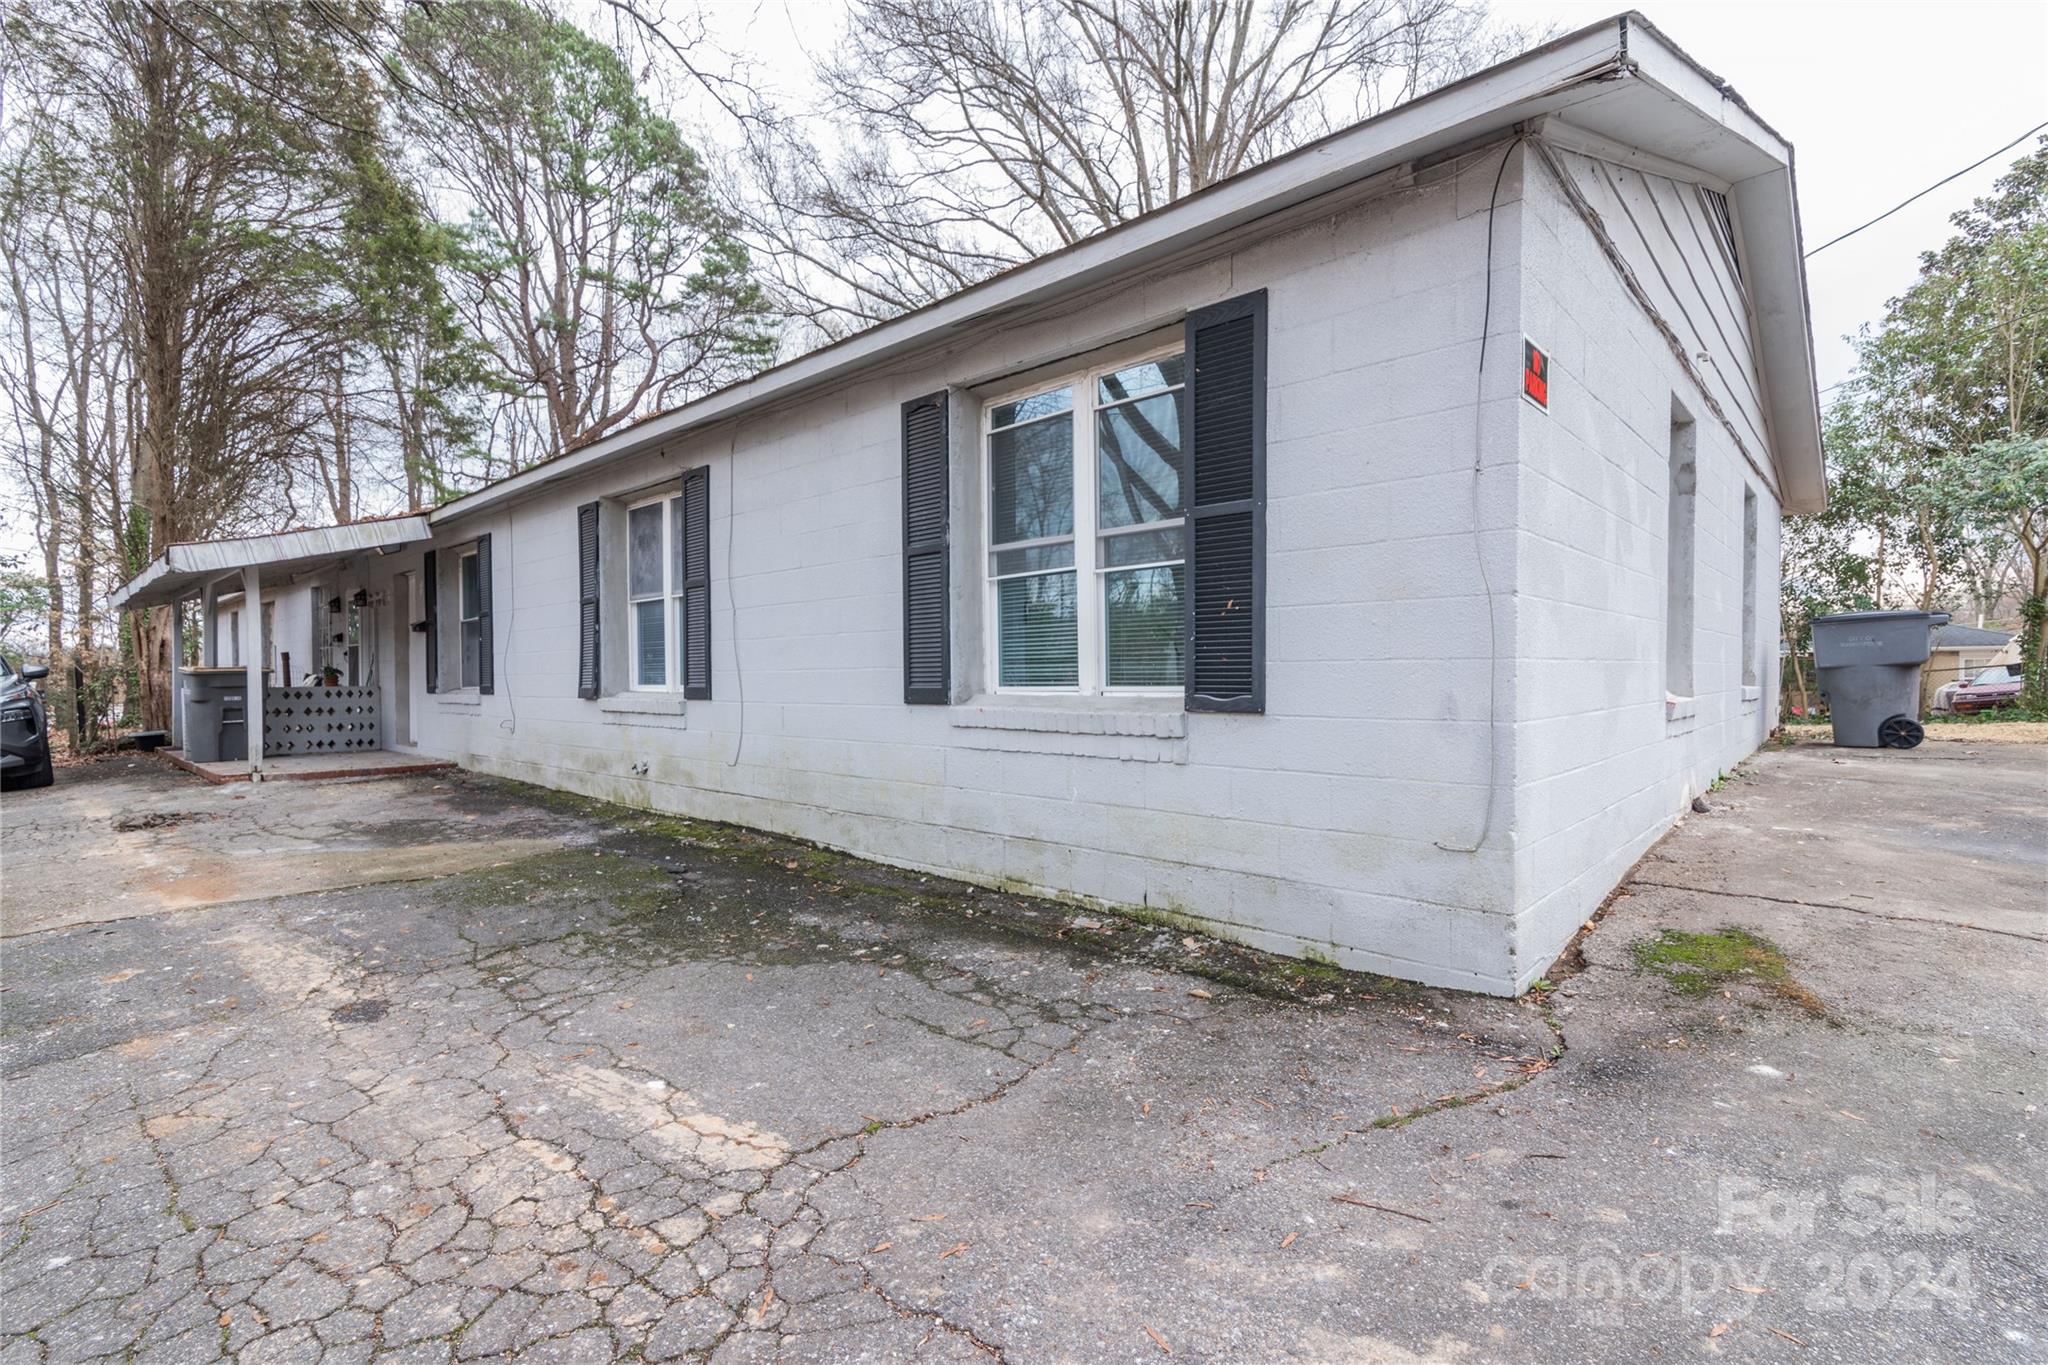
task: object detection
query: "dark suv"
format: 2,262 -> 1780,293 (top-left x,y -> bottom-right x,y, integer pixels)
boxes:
1,654 -> 53,789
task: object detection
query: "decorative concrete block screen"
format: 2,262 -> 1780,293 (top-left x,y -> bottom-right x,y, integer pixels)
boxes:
263,686 -> 380,756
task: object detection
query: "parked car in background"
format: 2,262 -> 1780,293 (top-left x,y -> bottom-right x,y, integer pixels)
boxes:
1945,664 -> 2025,716
0,654 -> 53,789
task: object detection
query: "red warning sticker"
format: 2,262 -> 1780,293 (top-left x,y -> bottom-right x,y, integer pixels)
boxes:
1523,339 -> 1549,411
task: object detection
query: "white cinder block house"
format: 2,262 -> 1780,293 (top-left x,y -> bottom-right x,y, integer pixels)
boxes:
113,14 -> 1823,995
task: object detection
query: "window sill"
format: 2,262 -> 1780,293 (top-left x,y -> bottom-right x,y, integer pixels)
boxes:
1740,685 -> 1762,705
1665,693 -> 1697,733
951,694 -> 1187,762
599,692 -> 688,717
434,692 -> 483,710
953,694 -> 1186,738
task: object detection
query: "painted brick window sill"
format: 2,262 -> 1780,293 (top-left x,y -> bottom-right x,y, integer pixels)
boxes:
952,696 -> 1186,738
599,693 -> 688,716
951,696 -> 1187,762
1740,685 -> 1762,706
597,692 -> 689,728
433,693 -> 483,710
1664,694 -> 1698,724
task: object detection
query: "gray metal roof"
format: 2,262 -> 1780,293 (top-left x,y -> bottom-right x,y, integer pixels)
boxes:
1931,623 -> 2014,649
108,516 -> 432,611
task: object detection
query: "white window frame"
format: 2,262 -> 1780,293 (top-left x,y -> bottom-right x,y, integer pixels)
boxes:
625,489 -> 685,692
457,549 -> 482,691
981,340 -> 1187,697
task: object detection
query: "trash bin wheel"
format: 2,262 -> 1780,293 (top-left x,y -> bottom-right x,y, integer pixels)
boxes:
1878,715 -> 1925,750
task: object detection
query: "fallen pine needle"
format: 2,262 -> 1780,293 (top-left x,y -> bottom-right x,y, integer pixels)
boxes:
871,1241 -> 892,1253
1767,1327 -> 1807,1347
1331,1194 -> 1432,1223
1730,1284 -> 1769,1294
1280,1231 -> 1299,1249
938,1242 -> 970,1259
1143,1324 -> 1171,1355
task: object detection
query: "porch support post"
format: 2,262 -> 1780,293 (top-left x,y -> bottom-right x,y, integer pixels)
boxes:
242,564 -> 263,779
169,595 -> 185,749
200,578 -> 220,667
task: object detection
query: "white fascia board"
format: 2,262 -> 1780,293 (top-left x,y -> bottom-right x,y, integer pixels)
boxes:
1731,165 -> 1825,512
429,18 -> 1637,527
107,557 -> 174,612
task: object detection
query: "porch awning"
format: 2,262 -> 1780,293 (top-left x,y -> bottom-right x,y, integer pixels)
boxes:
109,515 -> 432,611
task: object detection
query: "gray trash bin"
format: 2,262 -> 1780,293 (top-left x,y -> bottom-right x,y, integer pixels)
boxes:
1810,610 -> 1949,749
180,667 -> 267,763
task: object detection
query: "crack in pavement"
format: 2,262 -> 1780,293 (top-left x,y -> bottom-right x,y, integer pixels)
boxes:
1627,878 -> 2048,944
2,771 -> 1572,1364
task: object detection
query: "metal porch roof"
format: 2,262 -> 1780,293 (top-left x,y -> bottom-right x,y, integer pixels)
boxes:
108,516 -> 432,611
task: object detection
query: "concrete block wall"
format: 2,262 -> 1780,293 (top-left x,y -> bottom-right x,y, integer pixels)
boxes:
365,137 -> 1796,997
392,144 -> 1539,993
1506,144 -> 1785,989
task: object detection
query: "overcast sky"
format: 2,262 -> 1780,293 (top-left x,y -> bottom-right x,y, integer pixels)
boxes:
701,0 -> 2048,395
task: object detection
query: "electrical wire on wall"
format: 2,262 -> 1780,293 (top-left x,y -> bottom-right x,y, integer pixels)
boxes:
723,427 -> 746,767
1435,133 -> 1523,856
498,513 -> 518,737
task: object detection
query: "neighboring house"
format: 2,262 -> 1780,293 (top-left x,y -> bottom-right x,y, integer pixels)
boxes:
112,13 -> 1824,996
1926,624 -> 2019,713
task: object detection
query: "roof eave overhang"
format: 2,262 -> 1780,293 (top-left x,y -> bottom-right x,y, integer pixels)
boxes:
109,516 -> 433,611
1620,17 -> 1825,513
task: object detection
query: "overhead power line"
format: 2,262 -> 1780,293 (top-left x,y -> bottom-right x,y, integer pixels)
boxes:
1805,118 -> 2048,258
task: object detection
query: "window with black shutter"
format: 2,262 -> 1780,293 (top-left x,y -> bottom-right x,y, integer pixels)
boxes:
474,533 -> 494,695
423,548 -> 439,693
577,502 -> 601,698
1183,289 -> 1266,713
978,348 -> 1190,695
902,391 -> 950,703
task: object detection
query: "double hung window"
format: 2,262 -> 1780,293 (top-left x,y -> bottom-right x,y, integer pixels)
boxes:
458,551 -> 482,689
627,491 -> 689,690
985,349 -> 1187,693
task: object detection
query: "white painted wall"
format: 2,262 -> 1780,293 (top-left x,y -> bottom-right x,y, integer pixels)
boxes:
364,136 -> 1789,997
388,145 -> 1532,993
209,586 -> 314,683
1508,144 -> 1784,989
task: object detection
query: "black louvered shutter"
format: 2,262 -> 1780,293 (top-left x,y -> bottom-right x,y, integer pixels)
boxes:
681,466 -> 711,700
423,548 -> 439,694
901,391 -> 949,704
474,533 -> 494,695
1183,290 -> 1267,713
576,502 -> 601,699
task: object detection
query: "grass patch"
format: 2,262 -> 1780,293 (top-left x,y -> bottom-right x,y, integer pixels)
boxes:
1632,927 -> 1829,1018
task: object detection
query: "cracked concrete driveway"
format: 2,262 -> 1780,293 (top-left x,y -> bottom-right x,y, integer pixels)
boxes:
1,744 -> 2042,1363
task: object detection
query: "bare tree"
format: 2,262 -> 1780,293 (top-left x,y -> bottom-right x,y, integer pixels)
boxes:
3,0 -> 397,729
738,0 -> 1534,338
